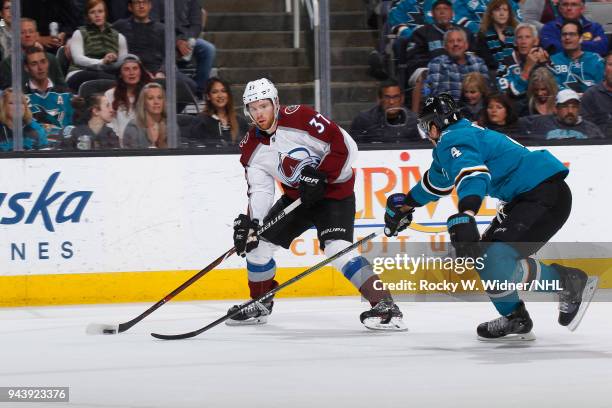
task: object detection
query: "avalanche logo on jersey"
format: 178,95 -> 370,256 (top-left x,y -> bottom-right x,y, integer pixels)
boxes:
277,147 -> 321,186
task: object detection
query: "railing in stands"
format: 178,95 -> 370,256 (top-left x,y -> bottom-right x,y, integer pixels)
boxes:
288,0 -> 332,117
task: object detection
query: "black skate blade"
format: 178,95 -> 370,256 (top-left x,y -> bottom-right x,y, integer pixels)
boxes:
362,317 -> 408,332
477,331 -> 536,342
568,276 -> 599,332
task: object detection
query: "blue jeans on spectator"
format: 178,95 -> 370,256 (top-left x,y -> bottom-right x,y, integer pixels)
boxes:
193,38 -> 216,96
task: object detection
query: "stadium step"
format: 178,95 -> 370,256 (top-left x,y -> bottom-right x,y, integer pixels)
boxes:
205,0 -> 366,13
206,1 -> 378,125
217,47 -> 373,68
204,30 -> 377,49
230,82 -> 379,105
217,49 -> 308,68
219,66 -> 313,84
218,65 -> 373,85
206,11 -> 368,32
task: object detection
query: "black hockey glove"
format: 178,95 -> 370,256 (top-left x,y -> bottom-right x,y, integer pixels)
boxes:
233,214 -> 260,257
299,166 -> 327,208
384,193 -> 414,237
447,212 -> 481,259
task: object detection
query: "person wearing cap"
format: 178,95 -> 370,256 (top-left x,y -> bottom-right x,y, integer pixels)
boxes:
540,0 -> 608,57
518,88 -> 604,140
580,51 -> 612,138
104,53 -> 151,145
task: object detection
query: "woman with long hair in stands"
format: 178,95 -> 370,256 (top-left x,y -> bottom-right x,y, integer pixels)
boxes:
527,67 -> 559,116
479,92 -> 522,138
123,82 -> 174,148
105,54 -> 151,145
0,88 -> 48,151
459,72 -> 491,122
475,0 -> 519,77
189,77 -> 249,146
67,0 -> 128,92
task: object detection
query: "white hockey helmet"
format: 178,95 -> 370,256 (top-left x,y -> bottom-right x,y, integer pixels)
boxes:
243,78 -> 280,131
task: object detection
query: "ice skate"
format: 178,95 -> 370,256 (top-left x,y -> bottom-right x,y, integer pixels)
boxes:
477,301 -> 535,341
360,298 -> 407,331
554,264 -> 599,331
225,300 -> 274,326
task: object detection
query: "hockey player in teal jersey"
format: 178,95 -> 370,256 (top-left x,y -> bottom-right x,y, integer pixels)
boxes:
383,94 -> 599,341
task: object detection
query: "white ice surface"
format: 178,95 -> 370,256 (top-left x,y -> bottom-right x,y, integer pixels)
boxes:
1,297 -> 611,408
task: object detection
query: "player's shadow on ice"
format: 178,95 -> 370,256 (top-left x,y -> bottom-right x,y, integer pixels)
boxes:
413,343 -> 612,365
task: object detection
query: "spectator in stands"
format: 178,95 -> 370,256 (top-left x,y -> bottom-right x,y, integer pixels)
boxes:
520,0 -> 559,30
453,0 -> 522,34
0,0 -> 11,61
350,79 -> 420,143
422,27 -> 490,102
21,0 -> 80,54
526,67 -> 559,115
123,82 -> 173,148
550,20 -> 604,93
61,94 -> 119,150
518,88 -> 605,139
188,77 -> 249,146
580,51 -> 612,138
174,0 -> 216,98
23,46 -> 75,134
459,72 -> 491,121
148,0 -> 216,96
0,88 -> 48,151
0,19 -> 67,90
388,0 -> 432,40
113,0 -> 199,95
105,54 -> 151,145
398,0 -> 472,89
113,0 -> 165,77
67,0 -> 128,92
479,92 -> 522,137
540,0 -> 608,56
475,0 -> 518,77
498,23 -> 549,100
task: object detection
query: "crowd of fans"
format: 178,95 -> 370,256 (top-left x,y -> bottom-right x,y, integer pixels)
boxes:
0,0 -> 224,151
0,0 -> 611,152
357,0 -> 612,142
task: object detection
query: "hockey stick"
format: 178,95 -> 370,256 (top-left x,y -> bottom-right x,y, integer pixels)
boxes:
86,198 -> 302,335
150,229 -> 383,340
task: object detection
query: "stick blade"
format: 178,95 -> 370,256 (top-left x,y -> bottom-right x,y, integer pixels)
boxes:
150,330 -> 201,340
86,323 -> 120,335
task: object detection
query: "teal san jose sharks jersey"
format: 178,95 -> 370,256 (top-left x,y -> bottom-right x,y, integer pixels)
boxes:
408,119 -> 568,205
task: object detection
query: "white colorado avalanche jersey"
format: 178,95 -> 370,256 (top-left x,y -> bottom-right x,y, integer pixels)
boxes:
239,104 -> 358,220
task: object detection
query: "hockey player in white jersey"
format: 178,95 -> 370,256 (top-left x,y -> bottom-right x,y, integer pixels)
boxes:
228,78 -> 406,331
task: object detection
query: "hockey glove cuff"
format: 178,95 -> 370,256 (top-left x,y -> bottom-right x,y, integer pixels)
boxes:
384,193 -> 414,237
233,214 -> 260,257
447,212 -> 481,258
299,166 -> 327,208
